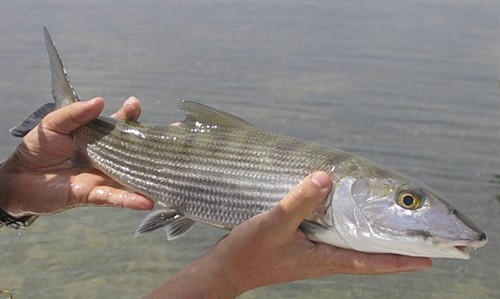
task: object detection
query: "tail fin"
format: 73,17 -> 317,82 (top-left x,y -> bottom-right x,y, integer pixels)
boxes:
9,26 -> 79,137
43,26 -> 79,108
9,103 -> 56,137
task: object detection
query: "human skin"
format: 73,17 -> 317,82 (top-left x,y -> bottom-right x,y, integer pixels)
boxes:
0,97 -> 154,216
0,98 -> 432,298
145,171 -> 432,299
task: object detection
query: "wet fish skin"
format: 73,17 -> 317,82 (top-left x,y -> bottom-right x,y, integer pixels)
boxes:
75,113 -> 351,229
10,27 -> 487,259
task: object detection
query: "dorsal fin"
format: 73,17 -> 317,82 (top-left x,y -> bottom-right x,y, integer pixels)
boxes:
178,100 -> 254,129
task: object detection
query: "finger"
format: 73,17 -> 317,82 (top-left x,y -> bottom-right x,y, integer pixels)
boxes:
87,186 -> 155,210
69,170 -> 155,211
318,245 -> 432,274
361,254 -> 432,274
267,171 -> 332,232
41,97 -> 105,135
110,96 -> 142,121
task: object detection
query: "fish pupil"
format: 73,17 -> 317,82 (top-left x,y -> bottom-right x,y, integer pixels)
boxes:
403,195 -> 414,206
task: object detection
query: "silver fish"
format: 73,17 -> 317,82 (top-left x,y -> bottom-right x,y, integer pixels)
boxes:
11,27 -> 487,259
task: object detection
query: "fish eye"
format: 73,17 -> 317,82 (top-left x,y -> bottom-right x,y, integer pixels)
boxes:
396,191 -> 422,210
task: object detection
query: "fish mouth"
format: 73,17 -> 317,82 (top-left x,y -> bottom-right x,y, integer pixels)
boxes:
453,246 -> 472,259
436,238 -> 487,259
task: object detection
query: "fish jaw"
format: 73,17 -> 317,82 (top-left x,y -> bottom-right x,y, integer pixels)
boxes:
304,223 -> 487,259
347,235 -> 487,259
428,236 -> 488,259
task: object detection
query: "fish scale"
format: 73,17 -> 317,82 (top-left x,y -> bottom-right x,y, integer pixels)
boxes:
73,117 -> 347,228
10,27 -> 486,258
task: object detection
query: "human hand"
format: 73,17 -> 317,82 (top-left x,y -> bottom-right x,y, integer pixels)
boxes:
0,97 -> 154,217
146,171 -> 432,298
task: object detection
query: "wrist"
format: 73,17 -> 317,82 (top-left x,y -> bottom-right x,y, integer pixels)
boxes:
0,159 -> 11,211
0,159 -> 38,229
0,158 -> 20,214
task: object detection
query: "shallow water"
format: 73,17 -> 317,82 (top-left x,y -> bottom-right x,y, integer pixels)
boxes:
0,2 -> 499,298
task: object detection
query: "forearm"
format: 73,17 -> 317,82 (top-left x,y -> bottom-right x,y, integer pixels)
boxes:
144,248 -> 241,299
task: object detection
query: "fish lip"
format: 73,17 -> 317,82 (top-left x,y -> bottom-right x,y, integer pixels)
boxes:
433,238 -> 487,259
452,246 -> 472,259
446,239 -> 487,249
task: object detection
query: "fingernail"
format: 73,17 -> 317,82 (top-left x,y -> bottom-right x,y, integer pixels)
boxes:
86,97 -> 103,106
310,172 -> 331,190
125,96 -> 139,105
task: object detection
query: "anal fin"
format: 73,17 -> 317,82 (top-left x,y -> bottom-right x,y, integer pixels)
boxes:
135,209 -> 196,240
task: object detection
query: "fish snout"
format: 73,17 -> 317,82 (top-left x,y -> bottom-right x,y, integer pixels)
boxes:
478,232 -> 487,242
473,232 -> 488,249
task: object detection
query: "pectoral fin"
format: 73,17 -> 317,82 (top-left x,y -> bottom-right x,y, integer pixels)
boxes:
299,220 -> 329,235
135,209 -> 196,240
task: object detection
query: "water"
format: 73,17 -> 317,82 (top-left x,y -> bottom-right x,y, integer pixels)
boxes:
1,2 -> 498,298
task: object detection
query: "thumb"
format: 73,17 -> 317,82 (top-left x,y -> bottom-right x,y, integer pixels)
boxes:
41,97 -> 105,135
267,171 -> 332,234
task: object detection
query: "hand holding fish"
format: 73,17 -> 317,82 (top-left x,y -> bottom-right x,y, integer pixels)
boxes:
0,97 -> 154,217
1,96 -> 432,298
0,27 -> 487,297
146,171 -> 432,298
7,27 -> 481,259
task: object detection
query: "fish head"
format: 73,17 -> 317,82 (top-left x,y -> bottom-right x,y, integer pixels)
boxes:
323,166 -> 487,259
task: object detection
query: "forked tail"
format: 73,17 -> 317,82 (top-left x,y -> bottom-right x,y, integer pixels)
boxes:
10,27 -> 78,137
